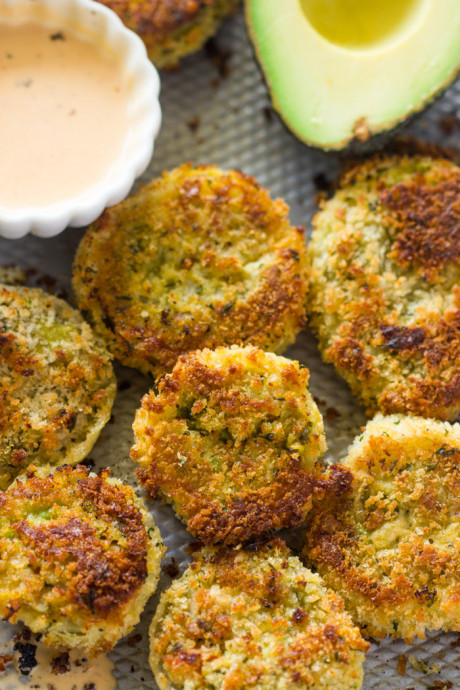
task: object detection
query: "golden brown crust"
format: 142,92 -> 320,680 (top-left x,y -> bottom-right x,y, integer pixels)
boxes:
304,415 -> 460,641
97,0 -> 240,68
73,165 -> 308,377
11,471 -> 147,613
380,170 -> 460,278
0,465 -> 164,654
186,463 -> 321,544
0,286 -> 116,489
149,539 -> 368,689
131,346 -> 326,544
326,337 -> 375,380
307,154 -> 460,420
102,0 -> 214,39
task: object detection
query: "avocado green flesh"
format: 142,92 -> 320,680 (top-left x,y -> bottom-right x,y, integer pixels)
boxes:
247,0 -> 460,150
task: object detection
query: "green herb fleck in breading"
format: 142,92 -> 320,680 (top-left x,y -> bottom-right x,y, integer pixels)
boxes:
97,0 -> 240,69
307,154 -> 460,420
0,465 -> 164,655
0,285 -> 116,489
149,538 -> 368,689
304,414 -> 460,642
73,164 -> 308,377
132,345 -> 327,544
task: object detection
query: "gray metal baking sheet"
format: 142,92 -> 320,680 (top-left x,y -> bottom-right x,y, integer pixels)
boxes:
0,8 -> 459,688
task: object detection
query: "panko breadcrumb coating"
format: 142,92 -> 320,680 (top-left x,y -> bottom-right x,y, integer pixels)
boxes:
72,164 -> 308,377
304,414 -> 460,641
0,465 -> 164,655
0,285 -> 116,490
97,0 -> 240,69
149,538 -> 368,690
307,154 -> 460,420
131,346 -> 327,544
0,265 -> 26,286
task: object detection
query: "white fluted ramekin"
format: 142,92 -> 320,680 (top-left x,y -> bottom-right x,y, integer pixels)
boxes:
0,0 -> 161,239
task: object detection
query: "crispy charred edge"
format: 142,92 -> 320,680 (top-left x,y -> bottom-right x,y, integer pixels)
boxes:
379,170 -> 460,278
99,0 -> 228,41
326,337 -> 375,380
176,462 -> 326,545
136,450 -> 322,547
329,151 -> 459,279
98,0 -> 240,68
324,463 -> 354,496
8,465 -> 149,615
307,509 -> 408,614
386,137 -> 459,162
380,324 -> 426,351
322,307 -> 460,419
306,455 -> 460,621
378,314 -> 460,417
73,167 -> 307,374
86,246 -> 306,374
377,373 -> 460,419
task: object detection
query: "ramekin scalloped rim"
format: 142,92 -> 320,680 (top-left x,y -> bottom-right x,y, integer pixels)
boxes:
0,0 -> 161,239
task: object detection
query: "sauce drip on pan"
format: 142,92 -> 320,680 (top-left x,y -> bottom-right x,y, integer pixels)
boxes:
0,624 -> 116,690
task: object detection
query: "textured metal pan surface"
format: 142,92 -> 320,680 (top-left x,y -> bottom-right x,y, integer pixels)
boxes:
0,9 -> 459,688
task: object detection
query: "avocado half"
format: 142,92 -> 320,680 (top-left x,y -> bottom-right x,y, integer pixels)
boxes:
246,0 -> 460,150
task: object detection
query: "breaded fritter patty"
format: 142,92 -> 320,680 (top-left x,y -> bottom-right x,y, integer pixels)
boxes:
304,415 -> 460,641
0,265 -> 26,286
132,346 -> 327,544
0,465 -> 164,655
97,0 -> 239,69
73,164 -> 308,377
0,286 -> 116,490
307,154 -> 460,420
149,538 -> 368,690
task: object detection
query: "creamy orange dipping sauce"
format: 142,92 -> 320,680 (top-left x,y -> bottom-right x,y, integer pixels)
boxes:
0,21 -> 129,208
